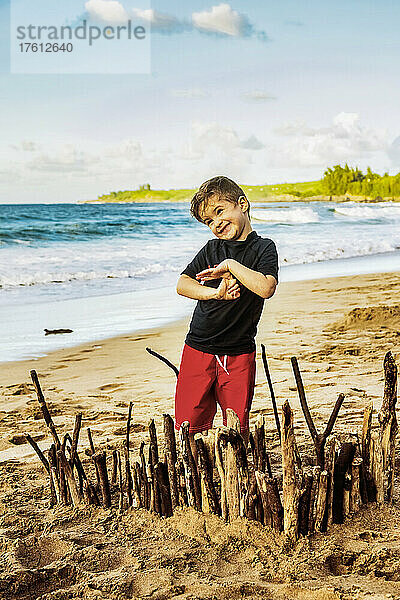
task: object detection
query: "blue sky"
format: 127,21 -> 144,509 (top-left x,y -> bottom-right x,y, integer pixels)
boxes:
1,0 -> 400,202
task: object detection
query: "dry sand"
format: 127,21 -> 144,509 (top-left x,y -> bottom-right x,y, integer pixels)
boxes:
1,271 -> 399,600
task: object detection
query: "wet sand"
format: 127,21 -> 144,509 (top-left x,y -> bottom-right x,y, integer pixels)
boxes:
0,271 -> 399,599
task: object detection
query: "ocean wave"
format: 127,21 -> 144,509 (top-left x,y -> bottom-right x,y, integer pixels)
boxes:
0,263 -> 181,289
334,203 -> 400,220
251,207 -> 319,224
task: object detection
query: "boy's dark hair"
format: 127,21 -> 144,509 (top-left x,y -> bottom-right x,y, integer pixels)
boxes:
191,176 -> 249,222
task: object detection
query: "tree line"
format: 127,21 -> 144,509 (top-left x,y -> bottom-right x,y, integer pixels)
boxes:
322,164 -> 400,198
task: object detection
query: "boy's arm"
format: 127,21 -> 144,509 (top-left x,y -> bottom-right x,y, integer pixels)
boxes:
196,259 -> 277,299
177,274 -> 241,301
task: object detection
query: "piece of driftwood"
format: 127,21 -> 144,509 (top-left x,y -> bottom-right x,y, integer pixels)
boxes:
124,447 -> 133,507
57,449 -> 82,506
196,436 -> 220,515
261,344 -> 281,441
176,459 -> 188,508
154,462 -> 173,517
281,401 -> 301,542
298,468 -> 313,536
24,433 -> 49,473
332,442 -> 356,523
314,470 -> 328,532
30,370 -> 61,449
378,351 -> 398,502
215,427 -> 228,521
225,410 -> 241,520
255,471 -> 283,531
145,347 -> 179,377
87,427 -> 101,490
324,438 -> 337,527
93,451 -> 111,508
111,450 -> 118,485
48,444 -> 60,504
44,328 -> 73,335
163,414 -> 179,510
180,422 -> 202,510
308,465 -> 321,533
350,457 -> 362,513
290,358 -> 345,468
139,442 -> 149,510
179,422 -> 198,509
370,431 -> 384,504
117,450 -> 124,511
254,415 -> 266,472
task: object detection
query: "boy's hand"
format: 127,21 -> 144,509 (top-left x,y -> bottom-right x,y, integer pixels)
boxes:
214,277 -> 240,301
196,260 -> 230,282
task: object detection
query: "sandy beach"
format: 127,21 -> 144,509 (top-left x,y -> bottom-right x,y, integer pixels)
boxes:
1,271 -> 400,599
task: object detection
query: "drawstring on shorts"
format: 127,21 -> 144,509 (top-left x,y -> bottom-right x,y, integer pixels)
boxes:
215,354 -> 229,375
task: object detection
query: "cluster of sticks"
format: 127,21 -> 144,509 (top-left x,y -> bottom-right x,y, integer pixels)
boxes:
24,350 -> 397,545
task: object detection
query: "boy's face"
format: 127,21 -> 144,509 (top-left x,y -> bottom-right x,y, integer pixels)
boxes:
199,195 -> 251,241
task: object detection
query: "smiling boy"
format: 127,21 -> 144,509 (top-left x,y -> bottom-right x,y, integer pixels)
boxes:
175,176 -> 278,450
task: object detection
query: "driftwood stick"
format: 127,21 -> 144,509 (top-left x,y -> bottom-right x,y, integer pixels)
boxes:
30,370 -> 61,449
281,401 -> 302,543
117,450 -> 124,511
180,422 -> 202,510
324,438 -> 336,527
139,442 -> 149,510
145,347 -> 179,377
176,459 -> 188,507
24,433 -> 49,473
126,401 -> 133,450
350,457 -> 362,513
215,428 -> 228,521
370,431 -> 384,504
261,344 -> 281,441
196,436 -> 221,515
87,428 -> 101,488
93,451 -> 111,508
255,472 -> 283,531
254,415 -> 266,472
163,414 -> 179,510
148,419 -> 159,465
298,468 -> 313,536
179,422 -> 198,509
308,465 -> 321,534
379,351 -> 398,502
332,442 -> 356,523
291,358 -> 345,467
71,413 -> 82,461
57,450 -> 82,506
48,445 -> 60,504
124,446 -> 133,507
111,450 -> 118,485
154,462 -> 173,517
225,410 -> 241,520
314,470 -> 328,532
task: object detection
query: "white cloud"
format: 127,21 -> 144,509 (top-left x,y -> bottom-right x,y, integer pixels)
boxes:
272,112 -> 388,168
27,146 -> 91,173
192,3 -> 252,37
131,8 -> 183,32
241,135 -> 264,150
85,0 -> 129,24
243,91 -> 276,102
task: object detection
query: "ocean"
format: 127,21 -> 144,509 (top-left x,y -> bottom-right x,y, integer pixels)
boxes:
1,200 -> 400,362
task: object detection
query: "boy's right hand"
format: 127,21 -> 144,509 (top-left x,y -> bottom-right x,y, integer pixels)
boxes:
214,277 -> 240,300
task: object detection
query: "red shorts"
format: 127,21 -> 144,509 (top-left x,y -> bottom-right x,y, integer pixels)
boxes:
174,343 -> 256,434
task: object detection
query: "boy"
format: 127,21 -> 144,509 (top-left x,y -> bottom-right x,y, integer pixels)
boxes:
175,176 -> 278,451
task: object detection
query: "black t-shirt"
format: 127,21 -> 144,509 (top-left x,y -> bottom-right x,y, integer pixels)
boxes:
181,231 -> 278,355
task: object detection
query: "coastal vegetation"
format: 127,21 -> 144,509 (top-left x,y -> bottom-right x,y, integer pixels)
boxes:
92,165 -> 400,203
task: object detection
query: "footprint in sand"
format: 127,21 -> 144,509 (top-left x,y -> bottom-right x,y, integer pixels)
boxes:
98,383 -> 124,392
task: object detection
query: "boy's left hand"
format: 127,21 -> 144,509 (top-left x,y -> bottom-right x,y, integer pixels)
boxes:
196,260 -> 230,282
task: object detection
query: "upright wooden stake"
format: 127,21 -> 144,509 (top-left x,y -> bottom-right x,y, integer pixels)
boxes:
314,470 -> 328,532
281,401 -> 301,543
215,428 -> 228,521
291,358 -> 345,468
163,414 -> 179,510
195,436 -> 220,516
93,451 -> 111,508
378,351 -> 398,502
261,344 -> 281,441
30,370 -> 61,449
179,422 -> 201,510
350,457 -> 362,513
225,409 -> 241,520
